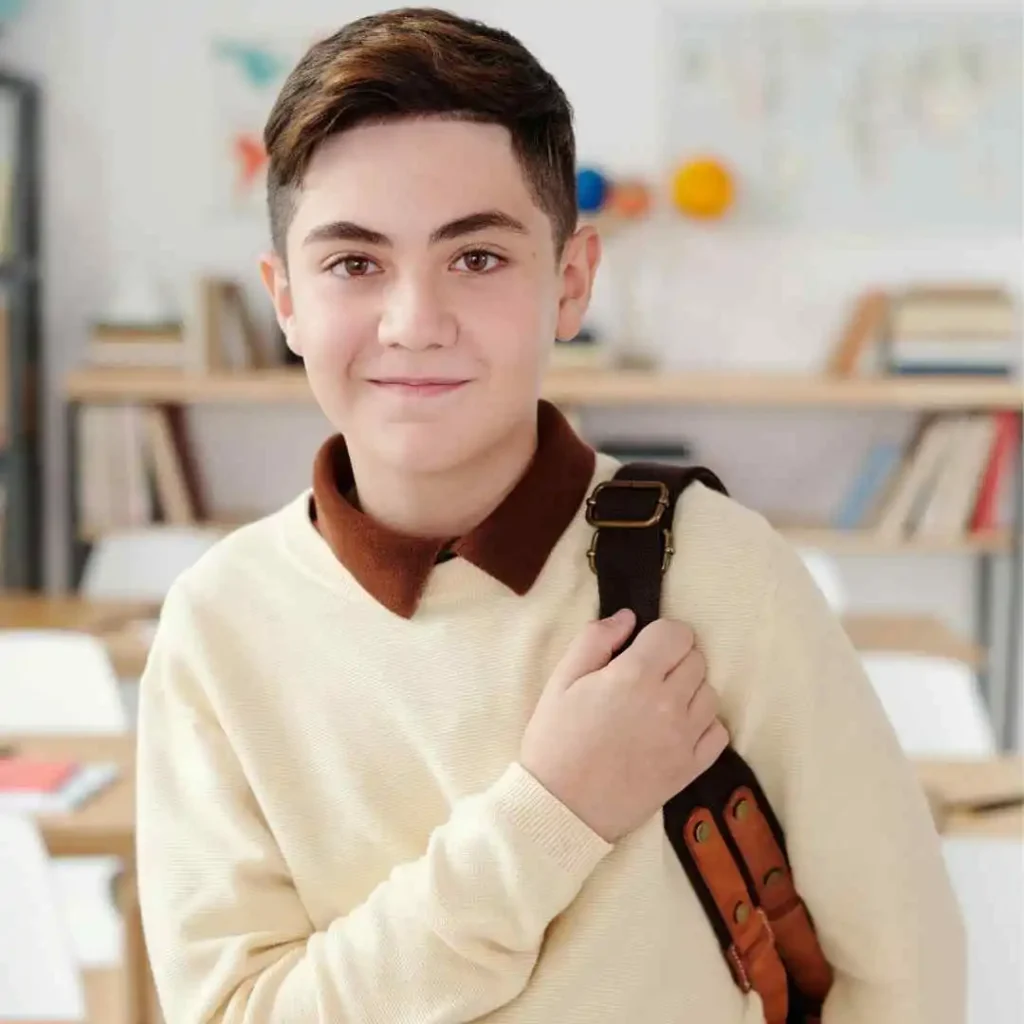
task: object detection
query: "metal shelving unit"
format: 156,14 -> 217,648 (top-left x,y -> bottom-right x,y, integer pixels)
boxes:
0,69 -> 43,589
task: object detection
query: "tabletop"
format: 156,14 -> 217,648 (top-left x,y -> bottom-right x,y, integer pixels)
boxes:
0,591 -> 158,677
4,734 -> 136,859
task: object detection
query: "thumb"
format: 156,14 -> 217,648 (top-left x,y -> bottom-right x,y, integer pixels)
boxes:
550,609 -> 636,690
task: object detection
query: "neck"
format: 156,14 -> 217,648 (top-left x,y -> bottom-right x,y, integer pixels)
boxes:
347,416 -> 539,540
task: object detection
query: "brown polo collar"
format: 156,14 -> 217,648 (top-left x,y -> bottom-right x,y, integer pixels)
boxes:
311,400 -> 596,618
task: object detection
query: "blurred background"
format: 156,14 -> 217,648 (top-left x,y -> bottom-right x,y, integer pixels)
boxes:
0,1 -> 1021,1022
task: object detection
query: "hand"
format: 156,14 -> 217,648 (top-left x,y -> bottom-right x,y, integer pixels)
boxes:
520,610 -> 729,843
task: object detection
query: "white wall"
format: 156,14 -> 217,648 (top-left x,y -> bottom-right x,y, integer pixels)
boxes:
2,0 -> 1021,736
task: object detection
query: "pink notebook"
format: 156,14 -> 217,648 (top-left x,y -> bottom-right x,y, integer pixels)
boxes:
0,757 -> 79,793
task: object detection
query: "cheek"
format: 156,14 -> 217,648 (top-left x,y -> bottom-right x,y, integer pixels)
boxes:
467,272 -> 556,366
291,276 -> 377,370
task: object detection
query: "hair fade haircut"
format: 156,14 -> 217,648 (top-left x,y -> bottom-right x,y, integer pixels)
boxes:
263,7 -> 578,259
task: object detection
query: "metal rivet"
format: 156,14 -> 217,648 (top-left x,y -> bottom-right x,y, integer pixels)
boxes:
734,902 -> 751,924
734,799 -> 750,821
694,821 -> 711,843
764,868 -> 785,888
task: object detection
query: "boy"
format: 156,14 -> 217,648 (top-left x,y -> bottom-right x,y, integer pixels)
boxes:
136,8 -> 964,1022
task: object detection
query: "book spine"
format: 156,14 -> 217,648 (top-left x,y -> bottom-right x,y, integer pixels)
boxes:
970,412 -> 1020,531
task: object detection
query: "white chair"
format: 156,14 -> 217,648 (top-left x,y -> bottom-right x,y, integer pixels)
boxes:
861,654 -> 1017,1020
78,525 -> 221,725
0,629 -> 128,970
0,813 -> 87,1022
79,524 -> 224,602
944,836 -> 1024,1024
0,630 -> 128,735
860,653 -> 997,758
795,547 -> 847,614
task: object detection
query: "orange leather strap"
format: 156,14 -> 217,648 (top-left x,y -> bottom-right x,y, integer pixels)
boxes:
684,807 -> 790,1024
724,787 -> 834,1004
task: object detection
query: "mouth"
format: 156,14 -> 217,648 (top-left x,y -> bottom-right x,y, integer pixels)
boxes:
368,378 -> 470,397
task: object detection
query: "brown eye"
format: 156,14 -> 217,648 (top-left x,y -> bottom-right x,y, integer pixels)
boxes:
455,250 -> 501,273
329,256 -> 379,278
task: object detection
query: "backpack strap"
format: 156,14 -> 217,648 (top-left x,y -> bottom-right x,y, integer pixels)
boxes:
586,462 -> 833,1022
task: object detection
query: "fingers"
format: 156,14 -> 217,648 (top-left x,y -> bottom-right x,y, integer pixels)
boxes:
552,609 -> 636,690
693,719 -> 730,770
663,645 -> 707,704
618,618 -> 695,679
685,677 -> 718,727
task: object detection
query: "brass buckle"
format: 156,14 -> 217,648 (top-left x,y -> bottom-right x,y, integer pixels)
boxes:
585,480 -> 674,576
585,479 -> 670,529
587,527 -> 675,575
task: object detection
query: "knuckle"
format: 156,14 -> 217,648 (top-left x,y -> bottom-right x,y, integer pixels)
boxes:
710,721 -> 730,752
606,662 -> 640,693
684,647 -> 707,681
673,621 -> 696,652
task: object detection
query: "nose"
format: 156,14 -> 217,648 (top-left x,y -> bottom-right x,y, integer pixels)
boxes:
378,274 -> 457,351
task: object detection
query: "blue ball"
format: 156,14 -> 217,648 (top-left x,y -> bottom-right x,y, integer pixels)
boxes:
576,167 -> 608,214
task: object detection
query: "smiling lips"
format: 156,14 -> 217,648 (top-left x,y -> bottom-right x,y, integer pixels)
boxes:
369,378 -> 469,397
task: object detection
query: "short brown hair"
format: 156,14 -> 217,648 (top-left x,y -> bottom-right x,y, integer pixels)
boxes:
263,7 -> 577,258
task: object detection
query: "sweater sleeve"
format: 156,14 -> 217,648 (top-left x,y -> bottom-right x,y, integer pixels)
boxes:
743,532 -> 966,1024
136,583 -> 612,1024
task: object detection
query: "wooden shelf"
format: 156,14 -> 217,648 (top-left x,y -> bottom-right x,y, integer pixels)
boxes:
841,614 -> 983,666
64,366 -> 1024,410
544,369 -> 1024,411
66,367 -> 312,405
778,524 -> 1013,555
76,515 -> 1012,557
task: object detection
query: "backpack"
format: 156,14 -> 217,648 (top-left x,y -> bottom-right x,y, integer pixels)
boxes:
585,462 -> 834,1024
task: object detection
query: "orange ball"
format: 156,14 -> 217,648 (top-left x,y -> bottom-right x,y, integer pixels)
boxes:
607,179 -> 652,219
671,157 -> 735,219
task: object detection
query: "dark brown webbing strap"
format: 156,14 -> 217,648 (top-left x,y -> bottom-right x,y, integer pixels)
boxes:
587,463 -> 830,1022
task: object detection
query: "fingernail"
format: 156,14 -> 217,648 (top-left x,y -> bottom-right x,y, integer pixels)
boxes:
606,608 -> 632,625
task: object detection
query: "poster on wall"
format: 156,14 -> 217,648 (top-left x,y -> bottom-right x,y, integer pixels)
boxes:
662,8 -> 1022,233
210,36 -> 309,216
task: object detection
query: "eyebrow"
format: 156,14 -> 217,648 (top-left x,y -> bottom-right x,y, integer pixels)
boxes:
303,209 -> 528,248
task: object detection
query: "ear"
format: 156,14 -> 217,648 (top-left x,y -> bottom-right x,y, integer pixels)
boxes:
259,250 -> 302,356
554,224 -> 602,342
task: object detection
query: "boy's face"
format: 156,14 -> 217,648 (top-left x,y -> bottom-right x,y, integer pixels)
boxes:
261,118 -> 599,475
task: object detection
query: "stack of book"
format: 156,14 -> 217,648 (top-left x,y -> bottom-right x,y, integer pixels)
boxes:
883,285 -> 1020,377
76,404 -> 204,535
832,410 -> 1019,540
86,320 -> 186,368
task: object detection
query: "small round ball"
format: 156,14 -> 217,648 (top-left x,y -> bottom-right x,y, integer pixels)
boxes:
608,180 -> 652,219
671,157 -> 735,219
576,167 -> 609,214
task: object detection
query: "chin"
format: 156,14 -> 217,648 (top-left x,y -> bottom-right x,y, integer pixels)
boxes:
373,423 -> 483,475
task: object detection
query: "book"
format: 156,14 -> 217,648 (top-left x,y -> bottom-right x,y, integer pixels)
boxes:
887,336 -> 1020,373
889,285 -> 1018,338
597,442 -> 694,466
888,363 -> 1015,377
971,412 -> 1020,532
873,417 -> 959,539
0,757 -> 119,814
0,757 -> 77,792
87,321 -> 187,368
832,439 -> 904,529
915,416 -> 998,540
826,289 -> 888,377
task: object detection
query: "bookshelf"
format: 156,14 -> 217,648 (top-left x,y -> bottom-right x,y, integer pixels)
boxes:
65,365 -> 1024,410
62,363 -> 1024,747
0,70 -> 42,590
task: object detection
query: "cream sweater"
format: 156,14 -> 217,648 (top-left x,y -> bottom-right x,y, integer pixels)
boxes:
136,455 -> 964,1024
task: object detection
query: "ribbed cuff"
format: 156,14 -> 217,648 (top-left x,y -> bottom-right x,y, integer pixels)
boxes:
488,762 -> 613,878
